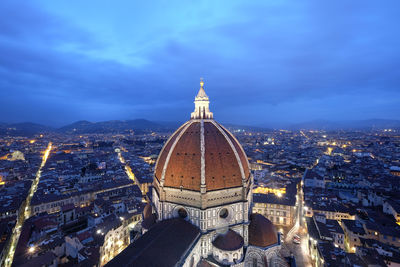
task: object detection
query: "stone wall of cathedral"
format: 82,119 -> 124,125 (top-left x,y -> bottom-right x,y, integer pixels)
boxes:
243,245 -> 282,267
154,187 -> 251,233
151,174 -> 255,266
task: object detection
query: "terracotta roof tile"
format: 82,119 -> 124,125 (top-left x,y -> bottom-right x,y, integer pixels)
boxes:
212,229 -> 244,251
155,120 -> 250,192
248,213 -> 278,248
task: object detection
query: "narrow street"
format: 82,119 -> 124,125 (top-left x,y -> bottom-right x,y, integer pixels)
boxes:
116,147 -> 140,190
4,142 -> 52,267
282,182 -> 312,267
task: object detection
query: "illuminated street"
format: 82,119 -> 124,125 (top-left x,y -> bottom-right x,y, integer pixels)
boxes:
300,130 -> 310,140
3,142 -> 52,267
116,148 -> 138,185
283,182 -> 312,267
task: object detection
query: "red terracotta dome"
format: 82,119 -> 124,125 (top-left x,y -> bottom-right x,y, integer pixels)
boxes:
212,229 -> 244,251
248,213 -> 278,248
142,202 -> 156,230
143,202 -> 152,218
154,120 -> 250,192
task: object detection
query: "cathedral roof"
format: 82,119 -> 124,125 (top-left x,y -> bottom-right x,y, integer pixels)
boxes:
105,218 -> 200,267
248,213 -> 278,248
212,229 -> 244,251
154,119 -> 250,191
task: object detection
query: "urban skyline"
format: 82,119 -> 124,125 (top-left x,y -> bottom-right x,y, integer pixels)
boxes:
0,87 -> 398,266
1,1 -> 400,267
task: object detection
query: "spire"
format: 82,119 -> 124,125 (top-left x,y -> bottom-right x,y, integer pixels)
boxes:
191,79 -> 213,120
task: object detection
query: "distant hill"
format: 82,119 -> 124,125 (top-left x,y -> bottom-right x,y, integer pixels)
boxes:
154,121 -> 183,130
58,119 -> 169,134
0,119 -> 171,136
1,118 -> 399,136
0,122 -> 54,136
288,119 -> 400,131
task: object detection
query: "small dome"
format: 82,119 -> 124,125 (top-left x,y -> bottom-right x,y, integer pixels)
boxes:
248,213 -> 278,248
155,120 -> 250,191
142,202 -> 156,230
143,202 -> 152,218
212,229 -> 244,251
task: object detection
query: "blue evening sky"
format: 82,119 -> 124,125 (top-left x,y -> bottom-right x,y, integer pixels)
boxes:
0,0 -> 399,127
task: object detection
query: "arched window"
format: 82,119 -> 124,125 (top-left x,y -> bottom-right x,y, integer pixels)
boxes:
178,208 -> 188,218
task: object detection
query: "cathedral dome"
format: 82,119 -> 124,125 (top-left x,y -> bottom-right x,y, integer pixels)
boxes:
154,80 -> 250,192
154,117 -> 250,192
248,213 -> 278,248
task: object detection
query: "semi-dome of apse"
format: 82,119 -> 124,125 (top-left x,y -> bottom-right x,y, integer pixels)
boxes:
248,213 -> 278,248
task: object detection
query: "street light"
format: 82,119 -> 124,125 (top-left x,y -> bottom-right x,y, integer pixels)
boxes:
28,246 -> 35,253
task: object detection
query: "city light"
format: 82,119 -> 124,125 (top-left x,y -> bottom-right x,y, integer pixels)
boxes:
0,2 -> 396,265
253,186 -> 286,197
3,142 -> 52,267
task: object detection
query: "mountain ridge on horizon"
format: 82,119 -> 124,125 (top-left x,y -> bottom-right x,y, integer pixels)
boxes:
0,118 -> 399,136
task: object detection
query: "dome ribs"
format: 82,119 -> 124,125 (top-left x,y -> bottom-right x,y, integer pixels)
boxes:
155,121 -> 190,182
156,119 -> 250,192
204,122 -> 242,190
219,124 -> 250,179
164,122 -> 201,190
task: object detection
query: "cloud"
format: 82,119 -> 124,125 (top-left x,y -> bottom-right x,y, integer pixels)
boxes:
0,0 -> 399,126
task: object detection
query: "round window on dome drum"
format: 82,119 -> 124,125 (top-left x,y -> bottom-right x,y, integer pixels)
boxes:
178,208 -> 188,218
219,208 -> 228,219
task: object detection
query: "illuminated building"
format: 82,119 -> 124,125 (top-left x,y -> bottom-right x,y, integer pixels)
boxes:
383,199 -> 400,225
253,196 -> 296,227
252,183 -> 297,227
106,80 -> 286,266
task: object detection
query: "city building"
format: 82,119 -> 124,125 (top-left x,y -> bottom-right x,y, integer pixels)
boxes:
252,183 -> 297,227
